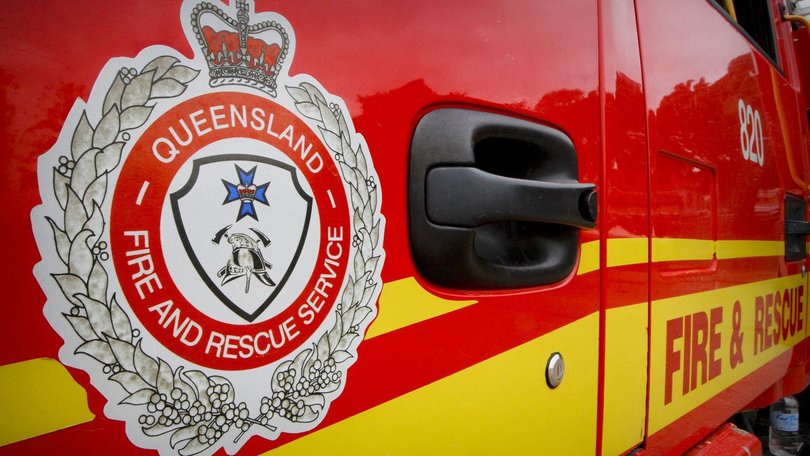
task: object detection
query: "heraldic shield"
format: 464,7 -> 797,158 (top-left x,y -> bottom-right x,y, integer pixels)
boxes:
170,153 -> 313,322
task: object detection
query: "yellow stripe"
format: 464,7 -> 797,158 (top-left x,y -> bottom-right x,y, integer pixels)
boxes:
652,238 -> 783,263
716,240 -> 783,259
0,358 -> 94,446
607,237 -> 648,267
648,274 -> 809,434
267,313 -> 600,455
367,237 -> 635,339
578,240 -> 601,275
558,238 -> 779,277
652,238 -> 714,262
366,277 -> 476,339
602,302 -> 648,455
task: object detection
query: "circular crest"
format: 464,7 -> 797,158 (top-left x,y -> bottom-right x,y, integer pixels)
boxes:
32,1 -> 385,454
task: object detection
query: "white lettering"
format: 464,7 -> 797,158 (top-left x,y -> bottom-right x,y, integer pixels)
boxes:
152,137 -> 180,163
230,104 -> 247,128
189,109 -> 211,136
210,105 -> 227,130
250,107 -> 266,131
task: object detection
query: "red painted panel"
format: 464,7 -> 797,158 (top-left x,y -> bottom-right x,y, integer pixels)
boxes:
684,423 -> 762,456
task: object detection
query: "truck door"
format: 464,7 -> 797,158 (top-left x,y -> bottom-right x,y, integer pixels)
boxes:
635,0 -> 810,453
596,1 -> 651,455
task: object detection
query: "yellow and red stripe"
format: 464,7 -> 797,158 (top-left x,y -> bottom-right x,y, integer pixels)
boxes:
2,237 -> 808,455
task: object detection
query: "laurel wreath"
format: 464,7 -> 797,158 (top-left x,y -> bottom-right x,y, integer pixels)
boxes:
45,55 -> 383,455
257,83 -> 384,425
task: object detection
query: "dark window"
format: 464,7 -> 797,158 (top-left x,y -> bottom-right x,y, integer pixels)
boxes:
711,0 -> 779,66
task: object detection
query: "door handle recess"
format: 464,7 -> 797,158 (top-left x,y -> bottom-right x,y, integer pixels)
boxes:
786,220 -> 810,236
785,194 -> 809,261
426,167 -> 596,229
410,108 -> 596,289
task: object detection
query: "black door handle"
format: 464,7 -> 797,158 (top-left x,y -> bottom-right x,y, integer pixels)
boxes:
785,194 -> 809,261
786,220 -> 810,236
409,108 -> 596,289
426,167 -> 596,229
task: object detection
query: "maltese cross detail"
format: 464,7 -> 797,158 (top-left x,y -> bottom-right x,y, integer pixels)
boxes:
222,164 -> 270,221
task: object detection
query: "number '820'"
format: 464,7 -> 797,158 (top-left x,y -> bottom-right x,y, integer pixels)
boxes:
738,98 -> 764,167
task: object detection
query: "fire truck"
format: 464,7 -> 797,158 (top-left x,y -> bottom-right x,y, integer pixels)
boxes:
2,0 -> 810,454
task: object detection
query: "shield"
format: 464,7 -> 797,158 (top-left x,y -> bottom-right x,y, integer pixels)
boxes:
170,153 -> 312,322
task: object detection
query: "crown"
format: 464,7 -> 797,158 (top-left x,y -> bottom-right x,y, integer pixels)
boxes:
190,1 -> 290,96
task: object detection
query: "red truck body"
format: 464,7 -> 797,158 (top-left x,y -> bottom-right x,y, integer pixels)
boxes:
1,0 -> 809,454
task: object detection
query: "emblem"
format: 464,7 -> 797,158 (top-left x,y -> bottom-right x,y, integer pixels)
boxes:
31,1 -> 385,454
170,154 -> 313,322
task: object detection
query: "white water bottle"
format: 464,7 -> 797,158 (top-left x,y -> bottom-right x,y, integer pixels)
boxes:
769,395 -> 800,456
